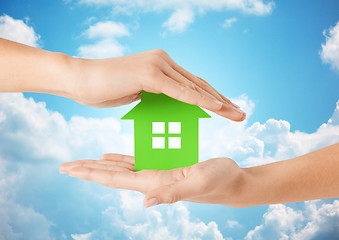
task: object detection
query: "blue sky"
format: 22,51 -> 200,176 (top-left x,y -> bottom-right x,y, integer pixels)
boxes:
2,0 -> 339,132
1,0 -> 339,239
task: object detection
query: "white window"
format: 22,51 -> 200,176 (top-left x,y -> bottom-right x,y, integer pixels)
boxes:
152,122 -> 182,149
168,122 -> 181,134
152,122 -> 165,134
168,137 -> 181,149
152,137 -> 165,149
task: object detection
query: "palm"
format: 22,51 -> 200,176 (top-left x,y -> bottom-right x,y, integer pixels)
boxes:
60,153 -> 242,206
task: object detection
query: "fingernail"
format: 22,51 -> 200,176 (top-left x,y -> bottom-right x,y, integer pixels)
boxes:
240,112 -> 246,121
59,166 -> 67,174
232,107 -> 246,121
145,198 -> 159,208
232,106 -> 244,114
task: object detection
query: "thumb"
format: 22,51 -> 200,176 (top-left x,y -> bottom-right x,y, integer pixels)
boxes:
143,178 -> 197,208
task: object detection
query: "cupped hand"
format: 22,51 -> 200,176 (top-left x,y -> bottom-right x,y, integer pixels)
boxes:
72,49 -> 245,121
59,153 -> 248,208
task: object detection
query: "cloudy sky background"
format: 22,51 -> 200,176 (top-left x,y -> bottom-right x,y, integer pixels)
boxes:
1,0 -> 339,239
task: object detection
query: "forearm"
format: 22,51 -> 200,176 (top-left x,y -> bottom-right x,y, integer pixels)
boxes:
0,38 -> 80,98
240,143 -> 339,207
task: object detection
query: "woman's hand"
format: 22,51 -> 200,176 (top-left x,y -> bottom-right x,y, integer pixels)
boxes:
0,38 -> 245,121
59,154 -> 248,208
59,144 -> 339,208
71,49 -> 245,121
0,38 -> 246,121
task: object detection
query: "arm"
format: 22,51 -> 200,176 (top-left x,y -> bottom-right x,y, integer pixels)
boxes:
0,38 -> 245,121
59,143 -> 339,208
0,38 -> 76,98
242,142 -> 339,207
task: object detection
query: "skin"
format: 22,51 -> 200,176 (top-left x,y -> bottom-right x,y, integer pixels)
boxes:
3,38 -> 338,208
0,38 -> 245,121
59,143 -> 339,208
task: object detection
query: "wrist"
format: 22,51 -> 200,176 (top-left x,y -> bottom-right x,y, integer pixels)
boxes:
63,57 -> 101,104
239,162 -> 289,207
32,50 -> 90,102
224,165 -> 275,208
237,167 -> 263,207
44,52 -> 84,99
222,167 -> 255,208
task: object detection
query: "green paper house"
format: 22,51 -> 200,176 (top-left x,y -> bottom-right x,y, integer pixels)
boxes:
122,90 -> 210,171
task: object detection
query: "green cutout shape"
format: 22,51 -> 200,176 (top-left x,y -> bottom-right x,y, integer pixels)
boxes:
122,91 -> 210,171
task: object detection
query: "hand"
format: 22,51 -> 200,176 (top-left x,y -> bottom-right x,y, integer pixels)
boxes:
59,144 -> 339,208
71,49 -> 246,121
59,153 -> 247,208
1,39 -> 245,121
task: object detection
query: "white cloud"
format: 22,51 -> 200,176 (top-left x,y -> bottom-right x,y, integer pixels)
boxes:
78,39 -> 127,59
320,21 -> 339,73
88,191 -> 226,240
293,201 -> 339,239
79,0 -> 274,15
226,219 -> 242,228
76,0 -> 274,32
0,93 -> 132,163
245,204 -> 303,239
0,93 -> 226,239
245,201 -> 339,240
77,21 -> 130,58
200,95 -> 339,167
0,93 -> 338,239
71,232 -> 92,240
325,100 -> 339,126
222,17 -> 237,29
0,93 -> 133,239
0,160 -> 53,240
0,14 -> 40,47
0,198 -> 53,240
162,9 -> 195,33
85,21 -> 130,39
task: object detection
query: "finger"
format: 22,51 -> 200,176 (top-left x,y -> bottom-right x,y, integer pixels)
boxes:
171,65 -> 226,104
59,160 -> 92,173
173,65 -> 241,110
158,53 -> 239,109
100,153 -> 135,164
143,177 -> 203,207
161,65 -> 224,104
75,162 -> 130,172
60,159 -> 135,173
68,166 -> 146,192
215,101 -> 246,122
197,76 -> 240,109
156,50 -> 242,111
77,159 -> 135,171
159,75 -> 223,112
195,76 -> 233,106
159,75 -> 245,121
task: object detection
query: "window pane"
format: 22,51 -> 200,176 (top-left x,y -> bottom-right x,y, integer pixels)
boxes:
152,122 -> 165,134
168,137 -> 181,149
168,122 -> 181,134
152,137 -> 165,149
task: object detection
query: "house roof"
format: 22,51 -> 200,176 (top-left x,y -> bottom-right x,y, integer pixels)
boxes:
122,91 -> 211,120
